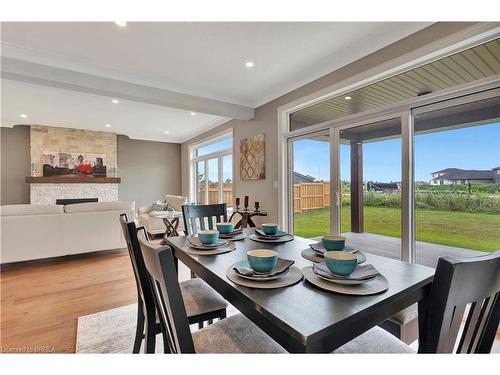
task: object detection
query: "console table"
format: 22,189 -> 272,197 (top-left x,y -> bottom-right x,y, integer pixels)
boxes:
229,210 -> 268,228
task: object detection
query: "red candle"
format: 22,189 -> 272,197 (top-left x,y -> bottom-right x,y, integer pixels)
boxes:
244,196 -> 249,208
235,197 -> 240,206
255,201 -> 260,210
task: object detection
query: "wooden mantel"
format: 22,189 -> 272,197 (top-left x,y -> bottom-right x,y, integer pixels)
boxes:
26,177 -> 121,184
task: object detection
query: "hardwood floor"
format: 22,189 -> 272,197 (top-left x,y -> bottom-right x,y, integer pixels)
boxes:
1,250 -> 138,353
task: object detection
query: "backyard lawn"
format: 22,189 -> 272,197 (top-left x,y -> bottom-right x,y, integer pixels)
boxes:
293,206 -> 500,252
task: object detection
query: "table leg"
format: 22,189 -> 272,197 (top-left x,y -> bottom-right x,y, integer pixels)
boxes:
417,287 -> 431,353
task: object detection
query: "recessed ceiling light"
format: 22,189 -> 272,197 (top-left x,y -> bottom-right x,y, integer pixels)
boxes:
105,124 -> 111,128
245,61 -> 254,68
344,96 -> 352,100
20,114 -> 28,118
190,112 -> 196,116
111,99 -> 119,104
164,130 -> 170,134
115,21 -> 127,27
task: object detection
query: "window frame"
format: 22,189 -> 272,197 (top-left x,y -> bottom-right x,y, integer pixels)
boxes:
189,131 -> 233,205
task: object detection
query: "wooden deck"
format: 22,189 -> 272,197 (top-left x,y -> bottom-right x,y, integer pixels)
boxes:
340,232 -> 488,268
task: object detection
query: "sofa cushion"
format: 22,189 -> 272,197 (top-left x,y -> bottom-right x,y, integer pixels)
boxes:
164,194 -> 187,211
64,201 -> 135,213
0,204 -> 64,216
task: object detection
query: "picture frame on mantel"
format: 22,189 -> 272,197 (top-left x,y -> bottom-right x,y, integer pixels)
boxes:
240,133 -> 265,180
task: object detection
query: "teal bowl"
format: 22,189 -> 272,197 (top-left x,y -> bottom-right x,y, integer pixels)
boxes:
217,222 -> 235,234
198,230 -> 219,245
247,249 -> 278,273
322,235 -> 346,251
261,223 -> 279,235
324,251 -> 357,276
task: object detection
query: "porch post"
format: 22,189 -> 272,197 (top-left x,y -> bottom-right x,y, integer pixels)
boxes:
350,141 -> 363,233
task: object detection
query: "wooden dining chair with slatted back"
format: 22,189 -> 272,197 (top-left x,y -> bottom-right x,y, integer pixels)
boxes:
120,213 -> 160,353
137,233 -> 286,353
181,203 -> 228,236
418,250 -> 500,353
334,251 -> 500,353
120,214 -> 228,353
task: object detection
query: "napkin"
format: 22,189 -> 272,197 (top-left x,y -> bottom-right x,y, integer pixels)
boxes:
234,258 -> 295,278
219,228 -> 244,238
187,237 -> 226,248
309,242 -> 358,255
313,263 -> 380,281
255,228 -> 287,239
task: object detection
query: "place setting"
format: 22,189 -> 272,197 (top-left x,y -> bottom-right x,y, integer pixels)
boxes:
301,235 -> 367,264
216,222 -> 246,241
249,223 -> 294,243
303,250 -> 388,295
183,229 -> 236,255
226,249 -> 303,289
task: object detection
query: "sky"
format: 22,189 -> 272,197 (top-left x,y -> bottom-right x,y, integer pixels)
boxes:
293,121 -> 500,183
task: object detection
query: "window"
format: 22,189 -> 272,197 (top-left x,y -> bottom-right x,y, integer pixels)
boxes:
190,133 -> 233,208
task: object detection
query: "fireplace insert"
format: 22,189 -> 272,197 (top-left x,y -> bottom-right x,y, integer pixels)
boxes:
55,198 -> 98,205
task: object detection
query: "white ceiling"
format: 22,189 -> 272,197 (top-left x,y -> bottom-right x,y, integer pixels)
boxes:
0,79 -> 227,143
0,22 -> 433,142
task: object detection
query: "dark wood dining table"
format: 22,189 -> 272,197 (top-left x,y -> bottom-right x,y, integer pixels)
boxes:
166,228 -> 435,353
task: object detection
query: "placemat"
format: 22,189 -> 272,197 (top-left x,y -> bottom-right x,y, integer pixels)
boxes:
249,233 -> 294,243
227,266 -> 303,289
302,266 -> 388,295
301,248 -> 367,264
182,242 -> 236,256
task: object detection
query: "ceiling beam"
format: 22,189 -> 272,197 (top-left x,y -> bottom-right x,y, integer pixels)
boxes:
1,57 -> 255,120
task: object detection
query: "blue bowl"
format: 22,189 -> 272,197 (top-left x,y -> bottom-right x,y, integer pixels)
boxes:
322,235 -> 346,251
198,230 -> 219,245
217,222 -> 235,234
324,251 -> 357,276
247,249 -> 278,273
261,223 -> 279,235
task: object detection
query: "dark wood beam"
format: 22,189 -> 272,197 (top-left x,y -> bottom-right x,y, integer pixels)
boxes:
350,141 -> 363,233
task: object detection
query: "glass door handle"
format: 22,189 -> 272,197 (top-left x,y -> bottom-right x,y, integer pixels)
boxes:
335,192 -> 340,206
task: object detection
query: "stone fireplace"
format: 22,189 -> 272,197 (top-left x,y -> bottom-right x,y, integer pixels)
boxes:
28,126 -> 120,204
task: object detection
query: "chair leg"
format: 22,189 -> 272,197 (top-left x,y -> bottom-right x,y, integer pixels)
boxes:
144,312 -> 156,354
219,308 -> 227,320
133,302 -> 145,354
198,321 -> 204,329
208,319 -> 213,325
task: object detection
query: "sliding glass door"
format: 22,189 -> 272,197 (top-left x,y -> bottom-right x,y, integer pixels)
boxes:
337,117 -> 403,258
289,130 -> 331,238
412,93 -> 500,266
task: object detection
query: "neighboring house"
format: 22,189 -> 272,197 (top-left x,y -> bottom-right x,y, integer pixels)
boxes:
293,172 -> 317,184
430,167 -> 500,185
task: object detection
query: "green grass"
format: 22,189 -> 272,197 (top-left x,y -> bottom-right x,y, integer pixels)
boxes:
293,206 -> 500,252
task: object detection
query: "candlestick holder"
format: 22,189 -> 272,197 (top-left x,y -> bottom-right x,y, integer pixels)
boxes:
235,205 -> 240,212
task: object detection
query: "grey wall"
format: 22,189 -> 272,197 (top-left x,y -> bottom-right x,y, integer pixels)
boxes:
1,125 -> 30,205
181,23 -> 479,224
117,135 -> 181,209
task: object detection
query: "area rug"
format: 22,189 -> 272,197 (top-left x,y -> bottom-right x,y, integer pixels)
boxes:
76,304 -> 164,353
77,304 -> 500,354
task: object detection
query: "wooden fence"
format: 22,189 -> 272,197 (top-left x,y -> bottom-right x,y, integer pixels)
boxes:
199,181 -> 331,212
293,182 -> 330,213
198,183 -> 233,205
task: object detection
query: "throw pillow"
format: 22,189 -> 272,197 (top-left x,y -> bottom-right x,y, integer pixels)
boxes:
151,200 -> 170,212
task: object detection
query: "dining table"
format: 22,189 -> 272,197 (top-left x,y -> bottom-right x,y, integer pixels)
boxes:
166,228 -> 435,353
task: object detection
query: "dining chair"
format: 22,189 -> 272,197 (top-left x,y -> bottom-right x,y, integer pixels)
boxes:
119,214 -> 228,353
137,234 -> 286,353
335,251 -> 500,353
181,203 -> 228,236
